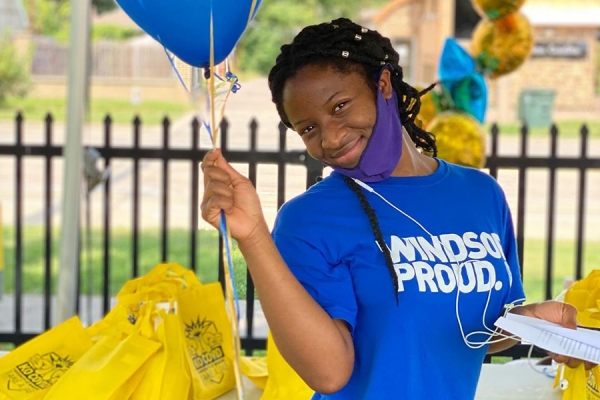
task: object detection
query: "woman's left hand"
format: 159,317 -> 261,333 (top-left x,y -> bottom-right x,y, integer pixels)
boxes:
512,301 -> 597,370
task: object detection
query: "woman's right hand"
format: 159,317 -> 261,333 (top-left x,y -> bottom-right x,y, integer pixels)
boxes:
201,149 -> 269,244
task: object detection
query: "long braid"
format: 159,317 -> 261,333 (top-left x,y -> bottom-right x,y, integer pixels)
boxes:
343,176 -> 399,303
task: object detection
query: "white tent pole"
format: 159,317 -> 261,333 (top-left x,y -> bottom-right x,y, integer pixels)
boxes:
57,0 -> 92,323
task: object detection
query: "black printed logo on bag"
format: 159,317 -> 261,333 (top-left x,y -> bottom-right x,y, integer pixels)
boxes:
185,318 -> 228,384
588,371 -> 600,398
6,352 -> 73,392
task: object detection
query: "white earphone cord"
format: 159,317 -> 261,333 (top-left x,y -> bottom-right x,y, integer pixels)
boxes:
351,178 -> 525,349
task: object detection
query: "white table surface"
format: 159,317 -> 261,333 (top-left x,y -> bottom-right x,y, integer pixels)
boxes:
474,363 -> 561,400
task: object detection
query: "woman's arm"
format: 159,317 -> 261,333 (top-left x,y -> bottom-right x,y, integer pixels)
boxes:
201,149 -> 354,394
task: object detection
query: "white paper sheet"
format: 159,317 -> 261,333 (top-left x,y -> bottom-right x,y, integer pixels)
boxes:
495,313 -> 600,364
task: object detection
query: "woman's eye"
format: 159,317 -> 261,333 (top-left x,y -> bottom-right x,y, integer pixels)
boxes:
334,102 -> 346,112
302,126 -> 315,135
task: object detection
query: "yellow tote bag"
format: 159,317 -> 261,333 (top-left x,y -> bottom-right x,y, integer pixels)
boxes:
157,308 -> 192,400
108,358 -> 152,400
131,307 -> 191,400
43,307 -> 162,400
86,303 -> 133,343
556,270 -> 600,399
240,356 -> 268,390
179,282 -> 236,400
554,364 -> 597,400
142,262 -> 202,289
0,317 -> 93,400
117,263 -> 202,304
261,331 -> 314,400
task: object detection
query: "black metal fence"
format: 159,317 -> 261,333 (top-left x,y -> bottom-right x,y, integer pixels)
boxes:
0,114 -> 599,361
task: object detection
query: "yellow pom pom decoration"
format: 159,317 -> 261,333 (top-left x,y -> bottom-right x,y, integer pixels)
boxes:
471,12 -> 534,78
427,111 -> 487,169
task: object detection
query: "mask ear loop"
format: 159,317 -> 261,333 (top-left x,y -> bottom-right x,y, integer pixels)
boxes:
351,178 -> 524,348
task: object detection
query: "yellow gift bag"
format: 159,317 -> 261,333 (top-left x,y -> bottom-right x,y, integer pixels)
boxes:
554,270 -> 600,399
240,356 -> 268,390
179,282 -> 236,400
0,317 -> 92,400
131,307 -> 191,400
261,330 -> 314,400
117,264 -> 236,399
555,364 -> 600,400
86,303 -> 133,343
43,305 -> 162,400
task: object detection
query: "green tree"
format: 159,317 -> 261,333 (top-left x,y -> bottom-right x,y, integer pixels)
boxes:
25,0 -> 118,37
25,0 -> 70,36
236,0 -> 388,75
0,34 -> 31,105
91,24 -> 140,42
92,0 -> 117,14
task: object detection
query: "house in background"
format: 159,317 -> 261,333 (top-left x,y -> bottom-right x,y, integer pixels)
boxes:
0,0 -> 28,34
369,0 -> 600,123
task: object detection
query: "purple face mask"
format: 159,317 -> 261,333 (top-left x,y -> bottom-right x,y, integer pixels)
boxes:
330,87 -> 403,182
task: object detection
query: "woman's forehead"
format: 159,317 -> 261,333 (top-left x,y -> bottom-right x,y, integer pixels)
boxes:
283,65 -> 366,99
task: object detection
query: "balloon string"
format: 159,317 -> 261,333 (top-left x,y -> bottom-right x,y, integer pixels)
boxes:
208,7 -> 245,400
247,0 -> 259,23
160,43 -> 189,93
209,16 -> 218,150
219,74 -> 237,128
219,213 -> 245,400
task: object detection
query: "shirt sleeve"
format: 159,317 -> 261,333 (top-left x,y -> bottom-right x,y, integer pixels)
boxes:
272,231 -> 358,334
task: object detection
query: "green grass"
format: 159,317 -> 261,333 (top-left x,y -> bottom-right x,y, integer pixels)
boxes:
0,226 -> 251,298
484,120 -> 600,138
521,239 -> 600,303
1,225 -> 599,303
0,97 -> 193,125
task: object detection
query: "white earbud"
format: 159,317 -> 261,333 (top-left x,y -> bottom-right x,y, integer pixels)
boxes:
559,379 -> 569,390
558,365 -> 569,391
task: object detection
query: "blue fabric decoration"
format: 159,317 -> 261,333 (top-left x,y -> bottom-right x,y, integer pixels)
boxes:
438,38 -> 488,123
116,0 -> 262,68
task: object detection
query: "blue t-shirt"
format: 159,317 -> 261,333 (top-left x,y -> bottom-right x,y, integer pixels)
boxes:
271,159 -> 525,400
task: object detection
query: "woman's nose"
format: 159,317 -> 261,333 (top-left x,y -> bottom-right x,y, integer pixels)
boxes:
321,120 -> 348,149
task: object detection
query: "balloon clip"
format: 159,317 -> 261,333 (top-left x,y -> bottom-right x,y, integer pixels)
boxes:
226,71 -> 242,93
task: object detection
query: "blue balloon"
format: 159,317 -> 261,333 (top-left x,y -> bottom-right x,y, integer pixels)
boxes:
116,0 -> 262,68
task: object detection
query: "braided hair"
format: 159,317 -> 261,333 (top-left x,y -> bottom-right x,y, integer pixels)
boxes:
268,18 -> 438,301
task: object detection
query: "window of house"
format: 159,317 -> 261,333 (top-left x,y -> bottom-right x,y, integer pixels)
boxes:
393,39 -> 413,83
454,0 -> 481,39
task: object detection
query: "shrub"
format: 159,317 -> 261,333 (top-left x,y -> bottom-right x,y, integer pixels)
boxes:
0,34 -> 31,105
92,24 -> 142,42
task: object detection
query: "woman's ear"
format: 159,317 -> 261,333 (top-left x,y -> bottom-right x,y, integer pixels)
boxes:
377,68 -> 394,100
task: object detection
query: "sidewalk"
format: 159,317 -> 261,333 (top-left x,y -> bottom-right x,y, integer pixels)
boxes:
0,294 -> 268,338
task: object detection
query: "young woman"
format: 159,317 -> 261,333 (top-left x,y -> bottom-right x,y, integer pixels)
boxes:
201,18 -> 588,399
